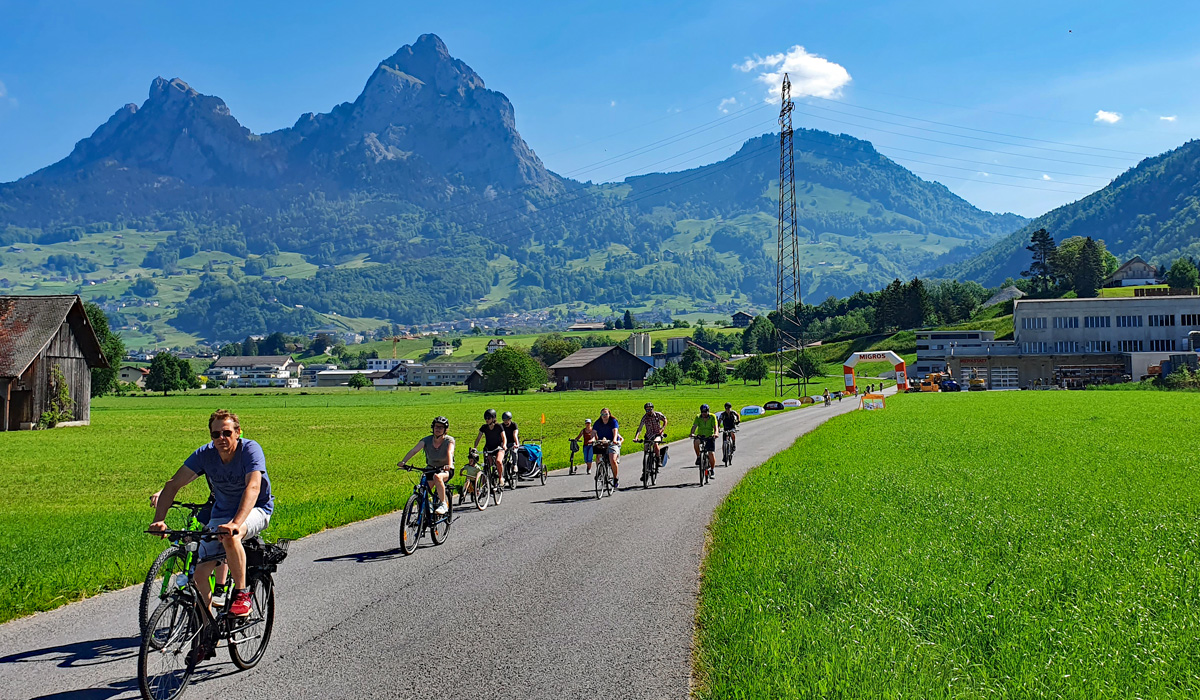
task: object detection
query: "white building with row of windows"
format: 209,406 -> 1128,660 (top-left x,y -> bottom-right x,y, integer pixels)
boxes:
945,295 -> 1200,388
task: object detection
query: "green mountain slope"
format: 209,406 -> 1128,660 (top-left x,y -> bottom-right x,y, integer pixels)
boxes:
938,139 -> 1200,285
0,35 -> 1026,343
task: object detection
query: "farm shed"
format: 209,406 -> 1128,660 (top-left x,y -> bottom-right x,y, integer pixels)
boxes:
549,346 -> 653,390
0,295 -> 109,430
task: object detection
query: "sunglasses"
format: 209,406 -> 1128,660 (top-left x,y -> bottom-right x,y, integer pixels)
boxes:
210,429 -> 235,439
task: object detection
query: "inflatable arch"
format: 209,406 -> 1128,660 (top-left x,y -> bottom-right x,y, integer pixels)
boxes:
843,351 -> 909,394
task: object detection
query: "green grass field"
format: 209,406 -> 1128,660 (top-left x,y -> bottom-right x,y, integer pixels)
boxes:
696,390 -> 1200,698
0,380 -> 851,623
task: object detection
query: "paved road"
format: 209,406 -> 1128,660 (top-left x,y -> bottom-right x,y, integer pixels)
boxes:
0,393 -> 878,699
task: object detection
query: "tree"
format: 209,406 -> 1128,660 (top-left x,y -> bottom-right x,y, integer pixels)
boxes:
654,361 -> 683,388
652,339 -> 665,354
706,360 -> 727,387
623,309 -> 635,329
241,335 -> 259,356
901,278 -> 933,328
687,362 -> 708,383
129,277 -> 157,297
532,335 -> 582,367
452,338 -> 463,348
84,302 -> 124,397
739,355 -> 770,385
788,352 -> 825,395
471,325 -> 484,335
348,372 -> 372,390
680,345 -> 702,373
146,353 -> 190,396
219,342 -> 242,356
259,332 -> 289,356
1072,237 -> 1105,298
308,334 -> 333,356
1166,257 -> 1200,290
742,316 -> 776,354
1022,228 -> 1057,295
477,347 -> 547,394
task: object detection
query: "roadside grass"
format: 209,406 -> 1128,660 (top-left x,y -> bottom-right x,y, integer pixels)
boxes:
0,380 -> 843,623
696,390 -> 1200,699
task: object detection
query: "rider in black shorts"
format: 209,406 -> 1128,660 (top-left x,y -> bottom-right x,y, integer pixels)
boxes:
717,402 -> 740,452
474,408 -> 508,486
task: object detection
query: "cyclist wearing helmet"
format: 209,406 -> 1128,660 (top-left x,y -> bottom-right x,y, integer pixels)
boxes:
397,416 -> 456,514
501,411 -> 520,482
717,402 -> 740,452
633,402 -> 668,468
690,404 -> 718,476
474,408 -> 508,486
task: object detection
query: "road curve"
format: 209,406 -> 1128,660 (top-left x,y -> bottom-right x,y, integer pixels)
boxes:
0,392 -> 877,699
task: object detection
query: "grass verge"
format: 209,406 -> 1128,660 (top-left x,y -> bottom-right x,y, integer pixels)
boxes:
696,390 -> 1200,698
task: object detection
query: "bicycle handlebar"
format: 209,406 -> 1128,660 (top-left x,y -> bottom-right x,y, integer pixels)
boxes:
172,500 -> 209,512
399,464 -> 449,474
145,529 -> 221,542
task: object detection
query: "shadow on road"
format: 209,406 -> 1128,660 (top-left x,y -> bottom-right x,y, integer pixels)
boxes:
315,548 -> 406,563
530,495 -> 598,505
0,635 -> 138,669
30,665 -> 238,699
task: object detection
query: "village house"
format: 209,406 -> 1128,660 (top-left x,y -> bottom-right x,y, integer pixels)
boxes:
118,365 -> 149,388
549,346 -> 653,390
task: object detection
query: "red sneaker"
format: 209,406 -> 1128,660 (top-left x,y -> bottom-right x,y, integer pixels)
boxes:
230,590 -> 252,616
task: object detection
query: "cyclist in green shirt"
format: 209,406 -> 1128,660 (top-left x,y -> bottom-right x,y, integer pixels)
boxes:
690,403 -> 718,476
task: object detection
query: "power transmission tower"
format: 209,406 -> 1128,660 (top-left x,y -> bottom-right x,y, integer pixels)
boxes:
775,74 -> 804,397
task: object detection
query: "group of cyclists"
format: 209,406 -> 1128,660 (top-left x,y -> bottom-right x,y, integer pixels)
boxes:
144,400 -> 745,623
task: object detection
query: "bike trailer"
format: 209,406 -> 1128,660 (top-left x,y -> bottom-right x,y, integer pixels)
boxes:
515,443 -> 544,480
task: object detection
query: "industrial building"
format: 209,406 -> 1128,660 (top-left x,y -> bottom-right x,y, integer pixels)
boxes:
944,295 -> 1200,389
914,330 -> 995,378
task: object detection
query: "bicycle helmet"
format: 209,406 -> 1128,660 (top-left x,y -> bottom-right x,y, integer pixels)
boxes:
644,402 -> 654,410
431,416 -> 450,430
484,408 -> 497,420
502,411 -> 513,420
724,402 -> 732,409
700,404 -> 710,412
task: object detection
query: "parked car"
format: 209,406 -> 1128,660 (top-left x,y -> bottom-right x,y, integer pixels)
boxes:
939,379 -> 961,392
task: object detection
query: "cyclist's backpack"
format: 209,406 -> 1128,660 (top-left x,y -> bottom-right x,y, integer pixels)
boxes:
516,443 -> 543,478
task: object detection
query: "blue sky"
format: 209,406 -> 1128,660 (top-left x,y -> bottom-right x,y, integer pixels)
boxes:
0,0 -> 1196,217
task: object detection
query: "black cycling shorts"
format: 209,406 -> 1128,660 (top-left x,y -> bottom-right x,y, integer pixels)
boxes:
695,436 -> 716,452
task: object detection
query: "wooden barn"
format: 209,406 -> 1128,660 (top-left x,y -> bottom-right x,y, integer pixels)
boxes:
0,295 -> 109,430
549,346 -> 653,391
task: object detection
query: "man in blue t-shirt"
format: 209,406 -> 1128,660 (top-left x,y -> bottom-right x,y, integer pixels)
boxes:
593,407 -> 623,489
150,409 -> 274,617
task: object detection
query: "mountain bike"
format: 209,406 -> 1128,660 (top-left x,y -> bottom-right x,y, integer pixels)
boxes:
696,437 -> 714,486
721,429 -> 736,468
593,439 -> 614,499
398,464 -> 454,555
503,445 -> 520,490
138,530 -> 288,700
140,501 -> 217,634
470,447 -> 504,510
635,437 -> 666,488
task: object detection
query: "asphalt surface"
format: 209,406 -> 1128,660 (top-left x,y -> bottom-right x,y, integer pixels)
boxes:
0,392 -> 879,700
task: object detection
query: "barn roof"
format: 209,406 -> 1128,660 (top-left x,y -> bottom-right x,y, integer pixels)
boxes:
0,295 -> 109,378
549,345 -> 653,370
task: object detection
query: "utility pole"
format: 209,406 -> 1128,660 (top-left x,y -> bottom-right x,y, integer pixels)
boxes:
775,74 -> 804,397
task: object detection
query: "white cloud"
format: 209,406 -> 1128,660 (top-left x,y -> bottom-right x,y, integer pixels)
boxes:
1161,115 -> 1177,122
1094,109 -> 1122,124
734,45 -> 851,102
1042,174 -> 1053,181
978,172 -> 990,177
718,97 -> 738,114
610,100 -> 617,107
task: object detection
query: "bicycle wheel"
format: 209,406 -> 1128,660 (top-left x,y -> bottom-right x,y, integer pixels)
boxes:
474,475 -> 490,511
138,596 -> 199,700
723,437 -> 732,467
399,493 -> 423,555
491,472 -> 504,506
642,452 -> 652,489
141,545 -> 187,634
650,455 -> 658,487
229,572 -> 275,669
699,453 -> 708,486
539,462 -> 546,486
431,496 -> 452,545
594,459 -> 605,500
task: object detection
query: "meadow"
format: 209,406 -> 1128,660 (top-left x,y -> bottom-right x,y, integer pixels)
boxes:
695,390 -> 1200,699
0,379 -> 849,623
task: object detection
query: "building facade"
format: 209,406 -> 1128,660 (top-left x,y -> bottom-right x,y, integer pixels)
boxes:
914,330 -> 995,378
946,296 -> 1200,388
